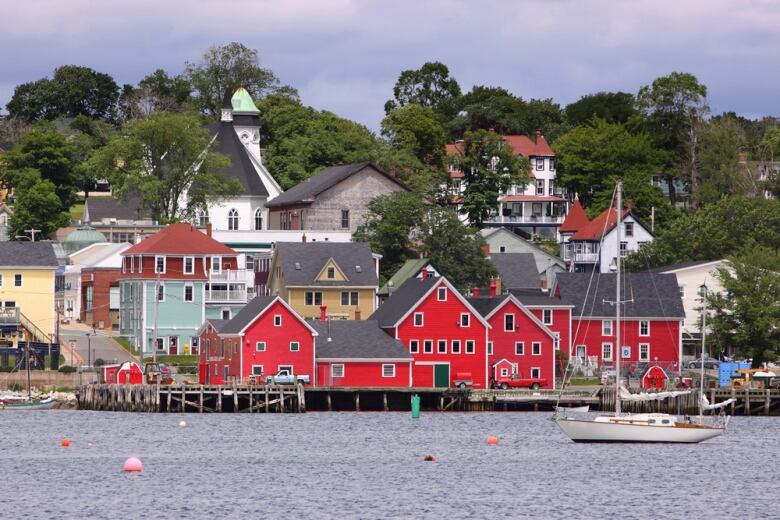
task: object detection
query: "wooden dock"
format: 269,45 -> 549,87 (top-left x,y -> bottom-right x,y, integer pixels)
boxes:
599,388 -> 780,416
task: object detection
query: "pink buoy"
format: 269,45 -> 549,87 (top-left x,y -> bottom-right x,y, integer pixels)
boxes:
123,457 -> 143,472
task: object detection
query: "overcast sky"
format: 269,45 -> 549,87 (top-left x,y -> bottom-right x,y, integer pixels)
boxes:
2,0 -> 778,131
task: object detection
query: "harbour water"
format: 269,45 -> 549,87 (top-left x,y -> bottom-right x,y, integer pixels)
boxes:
2,411 -> 776,519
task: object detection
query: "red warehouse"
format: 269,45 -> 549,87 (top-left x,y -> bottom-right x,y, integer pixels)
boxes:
468,293 -> 557,389
311,318 -> 412,388
101,361 -> 143,385
370,274 -> 491,389
511,289 -> 573,363
555,272 -> 684,374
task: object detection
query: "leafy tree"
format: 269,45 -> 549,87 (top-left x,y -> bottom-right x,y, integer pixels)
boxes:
6,65 -> 119,122
455,129 -> 524,227
87,112 -> 238,221
565,91 -> 636,126
708,244 -> 780,367
696,115 -> 750,204
384,61 -> 461,114
118,69 -> 192,120
373,147 -> 448,197
381,104 -> 447,166
759,126 -> 780,161
635,72 -> 708,204
0,116 -> 32,149
184,42 -> 295,119
7,171 -> 69,239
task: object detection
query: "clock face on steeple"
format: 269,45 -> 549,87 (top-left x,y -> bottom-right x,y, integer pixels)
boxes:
221,108 -> 233,122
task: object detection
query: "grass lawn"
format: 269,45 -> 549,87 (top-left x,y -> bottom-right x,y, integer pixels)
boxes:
69,202 -> 85,221
140,354 -> 199,366
114,337 -> 138,356
568,377 -> 601,386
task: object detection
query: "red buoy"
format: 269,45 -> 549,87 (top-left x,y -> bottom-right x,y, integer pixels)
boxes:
424,454 -> 437,462
487,435 -> 499,445
61,439 -> 70,447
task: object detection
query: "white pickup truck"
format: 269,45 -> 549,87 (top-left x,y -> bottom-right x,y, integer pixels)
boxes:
265,369 -> 310,385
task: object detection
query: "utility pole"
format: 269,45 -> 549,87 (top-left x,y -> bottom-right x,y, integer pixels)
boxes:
24,228 -> 41,242
152,273 -> 160,364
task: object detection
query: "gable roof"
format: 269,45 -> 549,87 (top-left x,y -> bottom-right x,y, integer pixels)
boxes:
204,318 -> 229,334
509,288 -> 571,307
0,242 -> 58,267
378,258 -> 433,296
647,260 -> 727,274
446,132 -> 555,160
571,207 -> 629,241
208,122 -> 269,197
266,162 -> 407,208
122,223 -> 237,256
467,293 -> 557,339
220,295 -> 318,336
274,242 -> 378,287
84,195 -> 149,222
309,320 -> 411,360
559,198 -> 589,233
555,272 -> 685,319
488,253 -> 539,290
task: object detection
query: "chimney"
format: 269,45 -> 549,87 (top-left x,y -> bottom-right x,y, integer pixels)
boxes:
320,305 -> 327,323
473,287 -> 480,297
354,309 -> 361,320
421,268 -> 428,280
535,130 -> 541,142
302,233 -> 307,243
489,279 -> 497,297
494,277 -> 502,295
540,276 -> 548,290
481,243 -> 490,257
206,222 -> 212,238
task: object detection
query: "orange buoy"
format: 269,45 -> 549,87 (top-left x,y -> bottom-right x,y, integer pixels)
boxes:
424,454 -> 437,462
123,457 -> 143,472
487,435 -> 499,445
61,439 -> 70,447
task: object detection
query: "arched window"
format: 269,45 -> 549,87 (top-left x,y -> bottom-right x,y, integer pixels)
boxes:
197,210 -> 209,227
254,208 -> 263,230
228,208 -> 239,230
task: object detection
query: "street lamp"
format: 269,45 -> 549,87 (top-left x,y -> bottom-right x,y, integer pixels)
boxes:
86,332 -> 92,368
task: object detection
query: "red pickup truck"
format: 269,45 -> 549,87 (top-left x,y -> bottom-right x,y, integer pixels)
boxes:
491,373 -> 546,390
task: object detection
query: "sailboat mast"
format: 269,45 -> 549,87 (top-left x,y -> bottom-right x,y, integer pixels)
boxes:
699,285 -> 707,423
615,182 -> 622,416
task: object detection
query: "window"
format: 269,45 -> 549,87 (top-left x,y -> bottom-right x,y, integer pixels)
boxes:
531,367 -> 540,379
423,340 -> 433,354
156,283 -> 165,302
548,180 -> 555,196
254,208 -> 263,230
256,341 -> 266,352
536,179 -> 545,195
221,308 -> 231,320
549,158 -> 555,171
409,340 -> 419,354
624,222 -> 634,237
305,292 -> 323,306
437,340 -> 447,354
155,256 -> 166,274
340,291 -> 359,306
500,367 -> 508,377
459,313 -> 470,327
679,285 -> 685,298
331,364 -> 344,378
382,364 -> 395,378
85,287 -> 94,311
252,365 -> 263,376
290,341 -> 300,352
452,340 -> 461,354
197,210 -> 209,227
341,209 -> 350,229
184,257 -> 194,275
228,208 -> 239,230
621,346 -> 631,359
639,344 -> 650,361
184,284 -> 193,302
639,320 -> 650,336
499,246 -> 506,253
14,274 -> 22,287
535,158 -> 544,171
326,267 -> 335,279
504,314 -> 515,332
211,256 -> 222,274
543,309 -> 553,325
532,342 -> 541,355
487,341 -> 493,355
274,315 -> 282,327
466,340 -> 475,354
414,312 -> 424,327
437,287 -> 447,301
515,342 -> 524,355
602,320 -> 613,336
620,242 -> 628,258
602,343 -> 613,361
532,202 -> 543,217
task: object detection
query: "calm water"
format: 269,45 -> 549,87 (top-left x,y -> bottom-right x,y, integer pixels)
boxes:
0,411 -> 776,519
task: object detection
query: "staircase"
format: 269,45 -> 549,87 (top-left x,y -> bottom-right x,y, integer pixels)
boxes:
0,308 -> 60,370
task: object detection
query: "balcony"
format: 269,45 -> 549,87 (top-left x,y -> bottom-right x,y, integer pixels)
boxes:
0,307 -> 20,327
485,215 -> 565,225
574,253 -> 600,263
209,269 -> 255,284
205,289 -> 248,303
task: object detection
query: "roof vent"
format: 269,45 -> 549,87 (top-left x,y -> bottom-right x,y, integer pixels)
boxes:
294,262 -> 301,270
355,265 -> 362,273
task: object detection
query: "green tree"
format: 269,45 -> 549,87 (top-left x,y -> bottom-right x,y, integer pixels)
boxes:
759,126 -> 780,161
184,42 -> 295,119
708,245 -> 780,367
565,91 -> 636,126
8,172 -> 69,239
384,61 -> 461,114
381,104 -> 447,166
87,112 -> 238,221
455,129 -> 524,227
6,65 -> 119,122
696,115 -> 750,204
118,69 -> 192,120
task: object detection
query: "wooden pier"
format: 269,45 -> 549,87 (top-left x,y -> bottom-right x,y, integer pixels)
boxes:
599,388 -> 780,416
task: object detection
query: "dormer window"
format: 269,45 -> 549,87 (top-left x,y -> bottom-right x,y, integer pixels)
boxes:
327,267 -> 335,279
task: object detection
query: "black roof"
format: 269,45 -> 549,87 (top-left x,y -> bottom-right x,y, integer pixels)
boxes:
220,295 -> 277,334
370,276 -> 440,328
274,242 -> 378,287
204,318 -> 229,333
208,122 -> 269,197
466,294 -> 512,317
0,242 -> 58,267
266,162 -> 406,207
488,253 -> 539,290
509,289 -> 570,307
84,195 -> 147,222
555,272 -> 684,318
309,320 -> 411,360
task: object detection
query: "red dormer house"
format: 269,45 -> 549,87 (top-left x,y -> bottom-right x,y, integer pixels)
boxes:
370,273 -> 491,388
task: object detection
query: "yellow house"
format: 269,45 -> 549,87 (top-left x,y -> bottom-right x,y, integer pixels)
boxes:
268,242 -> 379,320
0,242 -> 58,344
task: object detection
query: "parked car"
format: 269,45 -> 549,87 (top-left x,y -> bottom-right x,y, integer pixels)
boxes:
265,369 -> 310,385
453,372 -> 473,389
687,357 -> 720,370
491,373 -> 546,390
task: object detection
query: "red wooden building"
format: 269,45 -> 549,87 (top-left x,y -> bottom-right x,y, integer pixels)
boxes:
101,361 -> 143,385
370,273 -> 491,388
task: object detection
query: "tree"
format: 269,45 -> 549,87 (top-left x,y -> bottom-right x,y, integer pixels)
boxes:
696,115 -> 750,204
6,65 -> 119,122
7,172 -> 70,239
87,112 -> 238,221
384,61 -> 461,114
184,42 -> 295,118
381,104 -> 447,166
565,91 -> 636,126
759,126 -> 780,161
635,72 -> 709,205
118,69 -> 192,120
455,129 -> 524,227
708,244 -> 780,367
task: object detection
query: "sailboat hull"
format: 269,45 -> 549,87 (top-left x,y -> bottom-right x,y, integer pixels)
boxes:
555,417 -> 724,443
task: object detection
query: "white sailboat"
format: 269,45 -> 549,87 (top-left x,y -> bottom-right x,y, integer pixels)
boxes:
554,182 -> 729,443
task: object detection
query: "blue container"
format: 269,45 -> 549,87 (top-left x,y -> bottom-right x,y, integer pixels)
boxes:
719,362 -> 751,387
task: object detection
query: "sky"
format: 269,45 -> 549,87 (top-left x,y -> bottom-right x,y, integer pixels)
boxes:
2,0 -> 779,131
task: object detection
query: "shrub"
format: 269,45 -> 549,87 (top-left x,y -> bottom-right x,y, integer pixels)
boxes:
58,365 -> 77,373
